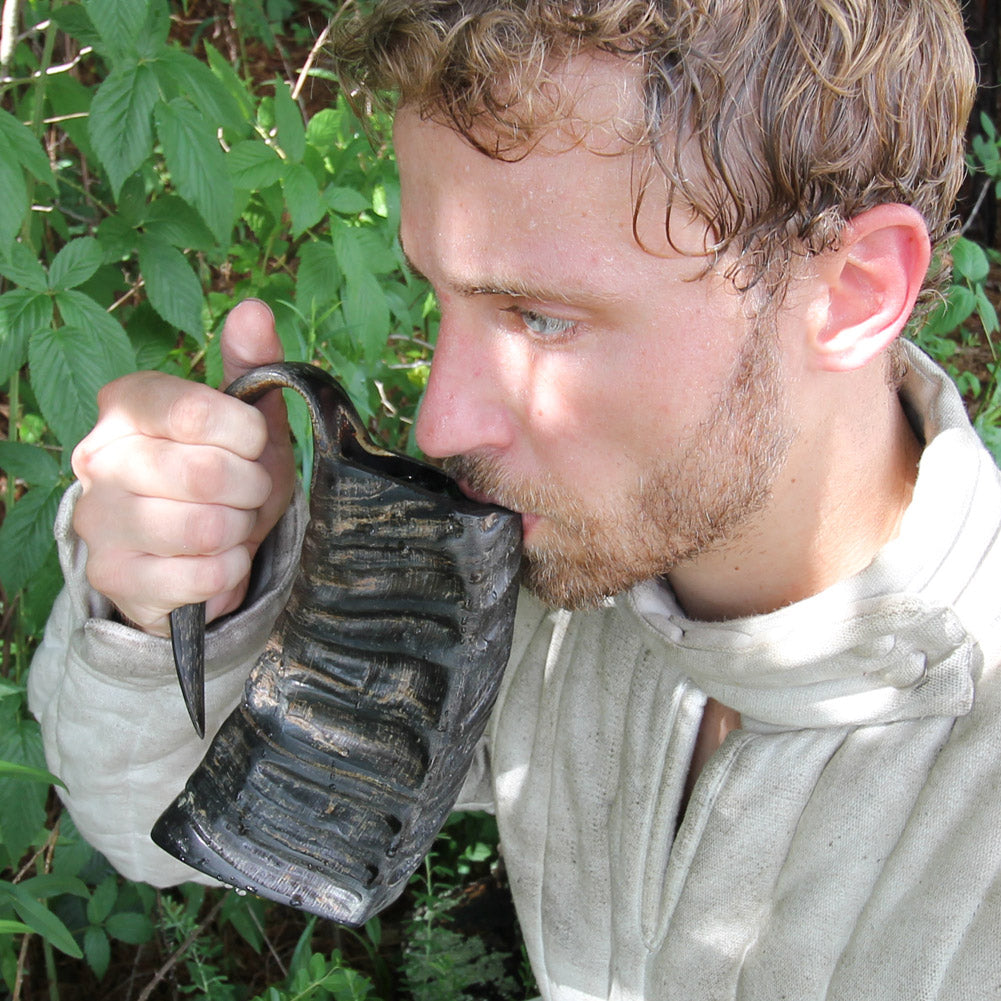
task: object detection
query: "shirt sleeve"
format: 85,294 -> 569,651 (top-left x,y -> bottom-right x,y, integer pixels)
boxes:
27,481 -> 308,886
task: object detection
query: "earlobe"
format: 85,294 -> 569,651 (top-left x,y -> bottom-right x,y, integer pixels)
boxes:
810,204 -> 931,372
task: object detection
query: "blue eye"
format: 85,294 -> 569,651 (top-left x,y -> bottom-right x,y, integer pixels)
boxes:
515,309 -> 576,338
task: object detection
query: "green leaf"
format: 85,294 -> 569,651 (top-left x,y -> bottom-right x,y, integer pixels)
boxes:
82,0 -> 151,51
104,911 -> 154,945
325,187 -> 371,215
19,547 -> 64,638
203,41 -> 256,122
84,926 -> 111,980
976,285 -> 1000,335
0,289 -> 52,384
86,876 -> 118,925
3,888 -> 82,959
342,270 -> 391,362
154,98 -> 233,244
153,48 -> 247,137
48,237 -> 104,292
51,4 -> 105,49
0,442 -> 59,486
274,80 -> 306,164
219,893 -> 265,953
353,227 -> 398,275
295,241 -> 341,311
228,141 -> 286,190
283,163 -> 324,236
332,225 -> 365,286
16,875 -> 88,902
0,241 -> 48,292
0,679 -> 23,699
28,314 -> 134,452
951,237 -> 990,284
133,0 -> 170,59
305,107 -> 341,154
0,157 -> 31,250
0,723 -> 48,869
137,235 -> 205,342
923,284 -> 976,336
144,196 -> 215,251
0,920 -> 31,936
0,760 -> 65,789
43,73 -> 96,164
116,173 -> 149,229
88,62 -> 159,196
55,289 -> 137,373
0,482 -> 62,596
96,214 -> 137,261
0,109 -> 54,188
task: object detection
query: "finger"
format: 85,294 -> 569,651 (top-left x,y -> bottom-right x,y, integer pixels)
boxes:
221,298 -> 285,388
88,547 -> 253,633
75,372 -> 270,465
219,297 -> 296,548
80,437 -> 273,509
74,492 -> 259,560
220,298 -> 291,457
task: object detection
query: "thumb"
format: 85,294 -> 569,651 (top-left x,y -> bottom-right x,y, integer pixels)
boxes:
220,298 -> 285,390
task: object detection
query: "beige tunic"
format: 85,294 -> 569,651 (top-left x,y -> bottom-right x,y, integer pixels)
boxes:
28,343 -> 1001,998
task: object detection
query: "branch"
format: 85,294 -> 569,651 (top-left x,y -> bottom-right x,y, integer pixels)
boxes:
292,19 -> 333,102
0,0 -> 19,77
137,895 -> 226,1001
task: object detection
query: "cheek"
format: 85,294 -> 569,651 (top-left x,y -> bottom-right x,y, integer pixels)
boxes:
522,354 -> 648,488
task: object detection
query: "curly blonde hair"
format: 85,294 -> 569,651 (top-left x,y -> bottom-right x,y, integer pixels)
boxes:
332,0 -> 976,306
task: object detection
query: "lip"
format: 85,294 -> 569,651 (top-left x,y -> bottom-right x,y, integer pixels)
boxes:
457,479 -> 536,539
456,479 -> 506,509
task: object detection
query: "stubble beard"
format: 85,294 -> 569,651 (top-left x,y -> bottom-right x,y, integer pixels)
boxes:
444,324 -> 793,611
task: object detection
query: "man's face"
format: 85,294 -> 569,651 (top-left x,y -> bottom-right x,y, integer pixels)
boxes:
394,62 -> 793,610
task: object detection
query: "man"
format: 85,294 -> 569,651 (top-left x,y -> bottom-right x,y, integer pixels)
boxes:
29,1 -> 1000,998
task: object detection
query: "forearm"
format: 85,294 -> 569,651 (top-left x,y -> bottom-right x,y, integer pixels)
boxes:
28,482 -> 307,885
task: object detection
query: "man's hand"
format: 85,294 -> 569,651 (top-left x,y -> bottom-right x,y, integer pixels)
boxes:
71,299 -> 296,635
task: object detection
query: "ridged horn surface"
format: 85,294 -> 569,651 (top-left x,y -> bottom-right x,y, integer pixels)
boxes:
151,363 -> 521,925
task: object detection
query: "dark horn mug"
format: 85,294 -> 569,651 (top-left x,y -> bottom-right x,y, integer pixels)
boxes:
151,362 -> 522,925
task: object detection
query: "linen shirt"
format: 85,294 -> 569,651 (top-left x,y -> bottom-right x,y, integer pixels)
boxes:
28,342 -> 1001,998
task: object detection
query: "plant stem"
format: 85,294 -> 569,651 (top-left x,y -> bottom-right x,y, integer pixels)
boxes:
42,936 -> 59,1001
0,0 -> 20,78
136,895 -> 226,1001
15,0 -> 59,254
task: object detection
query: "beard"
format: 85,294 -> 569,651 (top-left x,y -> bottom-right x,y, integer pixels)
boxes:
444,323 -> 793,610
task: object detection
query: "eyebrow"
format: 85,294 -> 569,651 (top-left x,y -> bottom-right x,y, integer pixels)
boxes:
399,242 -> 620,308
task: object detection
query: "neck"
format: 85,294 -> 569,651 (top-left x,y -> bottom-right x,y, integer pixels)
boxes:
668,377 -> 922,622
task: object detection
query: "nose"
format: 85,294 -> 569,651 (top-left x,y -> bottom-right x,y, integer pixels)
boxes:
415,311 -> 515,460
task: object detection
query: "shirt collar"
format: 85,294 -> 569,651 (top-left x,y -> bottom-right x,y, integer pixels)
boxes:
622,344 -> 993,731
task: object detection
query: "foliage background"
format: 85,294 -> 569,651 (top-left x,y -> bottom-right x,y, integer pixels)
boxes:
0,2 -> 998,999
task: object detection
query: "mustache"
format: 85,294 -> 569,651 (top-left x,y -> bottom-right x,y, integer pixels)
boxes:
443,454 -> 591,535
443,454 -> 522,510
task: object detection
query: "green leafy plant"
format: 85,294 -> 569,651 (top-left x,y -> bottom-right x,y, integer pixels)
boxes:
0,3 -> 531,998
401,814 -> 535,1001
909,113 -> 1001,461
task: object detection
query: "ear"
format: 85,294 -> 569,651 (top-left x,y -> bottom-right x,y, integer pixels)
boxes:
809,204 -> 931,372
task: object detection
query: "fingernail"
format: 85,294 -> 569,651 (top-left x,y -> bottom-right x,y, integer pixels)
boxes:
241,297 -> 275,321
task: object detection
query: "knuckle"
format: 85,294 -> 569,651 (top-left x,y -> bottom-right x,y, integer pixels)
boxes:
167,391 -> 214,443
200,559 -> 231,597
193,551 -> 246,600
70,438 -> 93,482
84,550 -> 122,601
182,448 -> 229,500
184,506 -> 229,555
95,371 -> 145,412
94,378 -> 120,413
71,497 -> 95,545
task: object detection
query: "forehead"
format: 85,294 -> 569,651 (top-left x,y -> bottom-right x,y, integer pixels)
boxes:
392,54 -> 710,282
